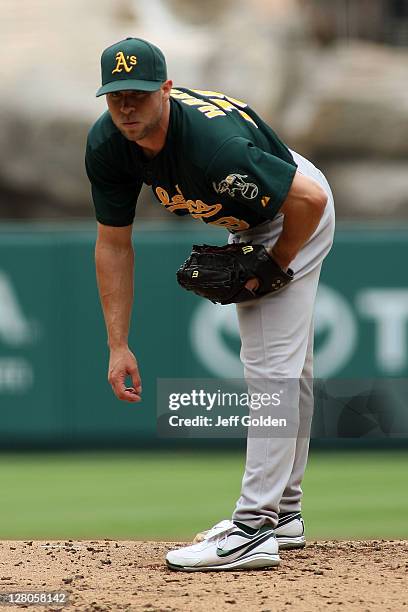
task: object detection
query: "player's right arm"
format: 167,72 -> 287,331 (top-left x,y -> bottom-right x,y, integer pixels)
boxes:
95,222 -> 142,403
85,118 -> 143,403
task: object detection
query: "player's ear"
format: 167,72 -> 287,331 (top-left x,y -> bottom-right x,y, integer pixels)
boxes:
161,80 -> 173,99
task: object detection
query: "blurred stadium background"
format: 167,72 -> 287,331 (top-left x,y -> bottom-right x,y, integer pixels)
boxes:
0,0 -> 407,540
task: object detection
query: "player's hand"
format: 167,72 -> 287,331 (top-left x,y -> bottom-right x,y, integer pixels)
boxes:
245,277 -> 259,293
245,243 -> 294,292
108,346 -> 142,403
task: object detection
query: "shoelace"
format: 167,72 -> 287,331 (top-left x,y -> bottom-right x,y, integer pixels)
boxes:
192,520 -> 236,550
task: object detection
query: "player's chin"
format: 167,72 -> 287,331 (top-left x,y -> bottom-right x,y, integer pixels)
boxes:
121,124 -> 145,140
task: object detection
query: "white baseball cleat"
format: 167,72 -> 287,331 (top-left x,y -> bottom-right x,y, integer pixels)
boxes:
275,512 -> 306,549
166,520 -> 280,571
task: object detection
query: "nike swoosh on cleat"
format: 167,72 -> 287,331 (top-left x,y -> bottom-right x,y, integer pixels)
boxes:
216,531 -> 274,558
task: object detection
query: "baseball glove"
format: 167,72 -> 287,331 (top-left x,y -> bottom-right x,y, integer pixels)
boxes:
176,243 -> 294,305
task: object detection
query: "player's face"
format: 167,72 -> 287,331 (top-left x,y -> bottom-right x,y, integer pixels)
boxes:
106,87 -> 166,142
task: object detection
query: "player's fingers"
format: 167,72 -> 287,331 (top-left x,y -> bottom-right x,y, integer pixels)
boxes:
129,365 -> 142,394
122,387 -> 142,402
128,361 -> 142,393
108,370 -> 141,403
113,383 -> 141,403
245,277 -> 259,292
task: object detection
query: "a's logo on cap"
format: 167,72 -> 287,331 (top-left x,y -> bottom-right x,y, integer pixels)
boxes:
112,51 -> 137,74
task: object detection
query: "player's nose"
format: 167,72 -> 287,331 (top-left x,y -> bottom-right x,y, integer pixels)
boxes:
120,96 -> 136,114
120,102 -> 135,115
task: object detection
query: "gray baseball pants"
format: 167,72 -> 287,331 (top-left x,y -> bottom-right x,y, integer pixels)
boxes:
230,150 -> 336,528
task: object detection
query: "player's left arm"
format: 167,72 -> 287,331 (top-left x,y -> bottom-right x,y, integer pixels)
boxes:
269,171 -> 328,270
206,137 -> 328,271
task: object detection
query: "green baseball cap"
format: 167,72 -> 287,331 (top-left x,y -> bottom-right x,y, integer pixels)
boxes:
96,37 -> 167,97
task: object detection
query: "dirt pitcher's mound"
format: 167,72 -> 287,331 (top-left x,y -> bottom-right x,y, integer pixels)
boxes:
0,540 -> 406,611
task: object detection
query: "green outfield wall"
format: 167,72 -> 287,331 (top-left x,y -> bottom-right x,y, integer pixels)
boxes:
0,221 -> 407,447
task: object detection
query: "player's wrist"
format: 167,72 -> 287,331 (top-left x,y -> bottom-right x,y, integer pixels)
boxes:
108,340 -> 130,351
269,245 -> 294,271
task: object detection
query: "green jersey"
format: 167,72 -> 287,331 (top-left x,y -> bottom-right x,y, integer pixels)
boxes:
85,88 -> 298,233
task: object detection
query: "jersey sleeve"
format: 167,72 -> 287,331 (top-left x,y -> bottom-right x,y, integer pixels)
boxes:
205,137 -> 297,220
85,142 -> 142,227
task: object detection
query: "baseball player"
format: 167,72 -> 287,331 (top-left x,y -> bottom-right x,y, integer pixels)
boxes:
86,37 -> 335,571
